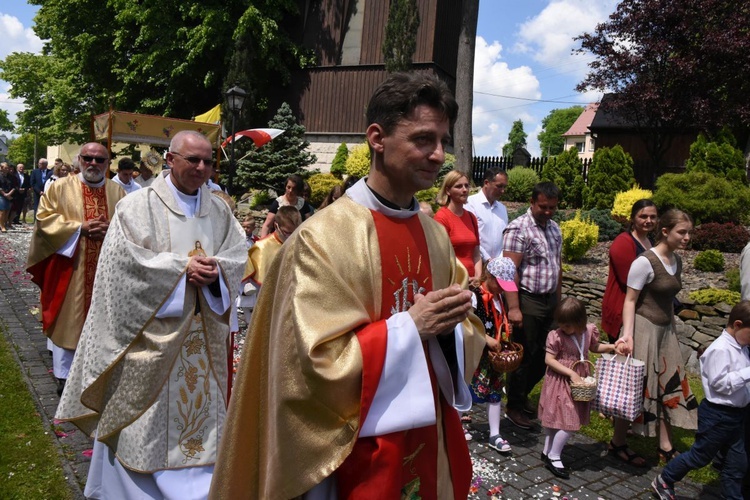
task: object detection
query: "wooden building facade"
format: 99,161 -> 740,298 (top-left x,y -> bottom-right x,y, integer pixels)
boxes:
268,0 -> 464,168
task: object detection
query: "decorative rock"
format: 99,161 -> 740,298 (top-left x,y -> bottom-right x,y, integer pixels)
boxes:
714,302 -> 733,314
693,305 -> 718,316
702,316 -> 728,326
691,332 -> 716,346
677,309 -> 700,320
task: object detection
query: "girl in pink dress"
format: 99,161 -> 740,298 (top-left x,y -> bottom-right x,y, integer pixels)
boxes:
538,298 -> 616,479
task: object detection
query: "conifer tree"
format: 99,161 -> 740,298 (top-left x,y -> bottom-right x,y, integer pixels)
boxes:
382,0 -> 420,73
233,102 -> 316,194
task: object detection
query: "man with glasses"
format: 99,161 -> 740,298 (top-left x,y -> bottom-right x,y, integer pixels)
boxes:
57,130 -> 246,499
465,167 -> 509,262
27,143 -> 125,397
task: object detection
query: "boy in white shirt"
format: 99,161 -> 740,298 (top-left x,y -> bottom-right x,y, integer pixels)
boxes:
653,300 -> 750,500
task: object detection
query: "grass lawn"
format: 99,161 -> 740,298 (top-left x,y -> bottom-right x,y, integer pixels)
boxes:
0,327 -> 72,499
530,354 -> 719,486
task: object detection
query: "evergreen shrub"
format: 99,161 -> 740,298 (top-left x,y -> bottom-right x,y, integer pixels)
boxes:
685,129 -> 746,185
505,167 -> 539,202
345,142 -> 371,178
415,187 -> 440,212
652,172 -> 750,224
582,209 -> 623,241
693,250 -> 725,272
307,173 -> 342,206
690,223 -> 750,253
611,186 -> 653,219
250,190 -> 272,209
560,212 -> 599,262
689,288 -> 741,307
540,147 -> 585,208
726,268 -> 741,293
583,145 -> 634,210
330,143 -> 349,179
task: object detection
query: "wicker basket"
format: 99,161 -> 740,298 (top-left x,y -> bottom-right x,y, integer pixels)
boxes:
488,341 -> 524,374
569,359 -> 597,402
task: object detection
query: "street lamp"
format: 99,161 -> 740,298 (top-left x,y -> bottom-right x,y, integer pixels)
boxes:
225,84 -> 247,194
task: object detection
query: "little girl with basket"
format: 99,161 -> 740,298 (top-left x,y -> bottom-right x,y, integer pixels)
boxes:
469,257 -> 519,454
538,297 -> 616,479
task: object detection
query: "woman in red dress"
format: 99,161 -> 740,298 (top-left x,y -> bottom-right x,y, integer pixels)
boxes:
434,171 -> 482,288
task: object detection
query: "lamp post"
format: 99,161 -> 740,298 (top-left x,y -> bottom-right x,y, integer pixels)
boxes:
225,84 -> 247,195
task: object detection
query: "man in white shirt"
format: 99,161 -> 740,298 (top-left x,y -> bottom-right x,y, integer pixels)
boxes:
464,167 -> 509,261
111,157 -> 142,195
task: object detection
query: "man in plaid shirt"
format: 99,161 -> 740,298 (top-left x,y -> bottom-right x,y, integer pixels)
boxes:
502,182 -> 562,430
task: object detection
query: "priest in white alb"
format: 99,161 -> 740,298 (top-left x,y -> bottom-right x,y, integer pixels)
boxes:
56,130 -> 246,499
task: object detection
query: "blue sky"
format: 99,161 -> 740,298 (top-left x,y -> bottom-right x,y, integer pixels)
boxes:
0,0 -> 618,156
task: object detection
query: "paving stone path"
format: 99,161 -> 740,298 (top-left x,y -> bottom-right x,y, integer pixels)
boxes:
0,224 -> 720,499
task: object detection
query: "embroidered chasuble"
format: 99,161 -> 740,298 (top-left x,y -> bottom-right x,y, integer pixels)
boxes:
27,175 -> 125,350
211,181 -> 486,500
56,173 -> 247,473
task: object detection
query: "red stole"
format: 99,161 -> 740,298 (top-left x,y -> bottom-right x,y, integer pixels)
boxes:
337,212 -> 471,499
29,183 -> 109,330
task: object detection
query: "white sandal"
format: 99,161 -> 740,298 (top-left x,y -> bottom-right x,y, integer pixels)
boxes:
488,434 -> 511,453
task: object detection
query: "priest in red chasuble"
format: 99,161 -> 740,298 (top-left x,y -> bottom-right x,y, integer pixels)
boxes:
27,142 -> 125,396
211,73 -> 486,499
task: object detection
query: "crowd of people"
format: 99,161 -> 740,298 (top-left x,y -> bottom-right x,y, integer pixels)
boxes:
12,72 -> 750,499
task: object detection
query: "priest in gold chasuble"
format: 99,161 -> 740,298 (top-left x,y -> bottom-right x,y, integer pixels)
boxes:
27,142 -> 125,395
211,73 -> 486,500
56,131 -> 247,499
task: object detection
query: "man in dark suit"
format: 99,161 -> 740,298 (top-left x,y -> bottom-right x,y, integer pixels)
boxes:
30,158 -> 52,221
11,163 -> 31,224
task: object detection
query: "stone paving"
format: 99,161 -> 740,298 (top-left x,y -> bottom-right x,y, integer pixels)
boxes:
0,224 -> 722,499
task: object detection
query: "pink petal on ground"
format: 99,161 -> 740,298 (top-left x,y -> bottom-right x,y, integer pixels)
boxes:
54,431 -> 69,438
82,449 -> 94,458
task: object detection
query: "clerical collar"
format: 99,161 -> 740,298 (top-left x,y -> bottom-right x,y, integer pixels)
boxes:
165,173 -> 201,218
77,172 -> 106,188
347,178 -> 418,219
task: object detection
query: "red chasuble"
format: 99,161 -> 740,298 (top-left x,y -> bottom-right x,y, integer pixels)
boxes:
337,211 -> 472,499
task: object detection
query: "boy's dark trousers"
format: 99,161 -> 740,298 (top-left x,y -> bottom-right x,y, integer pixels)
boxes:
663,400 -> 746,499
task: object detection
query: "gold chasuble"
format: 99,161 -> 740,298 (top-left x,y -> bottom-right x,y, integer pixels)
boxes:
211,190 -> 485,500
242,232 -> 283,285
56,173 -> 247,473
27,175 -> 125,350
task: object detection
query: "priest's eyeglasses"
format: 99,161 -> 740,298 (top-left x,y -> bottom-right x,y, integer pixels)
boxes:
79,155 -> 108,164
170,152 -> 214,166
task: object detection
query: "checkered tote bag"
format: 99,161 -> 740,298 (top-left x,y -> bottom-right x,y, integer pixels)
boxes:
592,354 -> 645,422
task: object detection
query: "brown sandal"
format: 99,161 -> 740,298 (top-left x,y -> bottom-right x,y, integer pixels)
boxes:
608,441 -> 648,468
658,447 -> 680,463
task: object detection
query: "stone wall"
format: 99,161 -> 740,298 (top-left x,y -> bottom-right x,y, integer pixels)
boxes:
562,273 -> 728,373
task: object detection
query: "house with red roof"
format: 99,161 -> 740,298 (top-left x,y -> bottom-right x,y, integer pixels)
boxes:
562,103 -> 598,160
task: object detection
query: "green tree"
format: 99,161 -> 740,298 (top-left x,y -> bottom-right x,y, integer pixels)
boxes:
685,130 -> 746,185
382,0 -> 420,73
537,106 -> 584,157
502,120 -> 527,157
576,0 -> 750,171
540,147 -> 585,208
7,134 -> 47,166
330,143 -> 349,179
1,1 -> 308,144
583,145 -> 635,210
234,102 -> 316,194
0,109 -> 12,132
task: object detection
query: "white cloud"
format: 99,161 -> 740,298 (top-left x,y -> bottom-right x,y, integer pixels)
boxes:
0,13 -> 43,132
471,37 -> 541,156
514,0 -> 618,76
